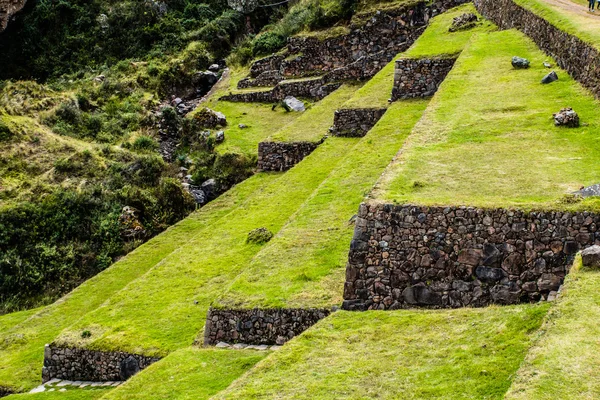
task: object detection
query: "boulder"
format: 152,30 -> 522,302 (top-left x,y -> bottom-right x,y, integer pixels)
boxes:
119,356 -> 140,380
215,130 -> 225,143
449,13 -> 478,32
553,107 -> 579,127
282,96 -> 305,112
188,186 -> 206,205
201,178 -> 218,201
581,245 -> 600,268
511,56 -> 530,69
193,107 -> 227,128
541,71 -> 558,84
208,64 -> 220,72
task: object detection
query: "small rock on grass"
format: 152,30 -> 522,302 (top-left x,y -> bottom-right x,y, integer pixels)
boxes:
541,71 -> 558,84
581,245 -> 600,268
511,56 -> 530,69
553,107 -> 579,127
216,342 -> 231,348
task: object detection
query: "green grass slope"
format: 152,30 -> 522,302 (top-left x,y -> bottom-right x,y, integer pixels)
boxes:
4,389 -> 111,400
101,348 -> 266,400
0,308 -> 42,336
214,99 -> 428,310
53,110 -> 358,357
213,305 -> 549,399
374,29 -> 600,210
343,3 -> 495,109
0,174 -> 278,392
505,257 -> 600,399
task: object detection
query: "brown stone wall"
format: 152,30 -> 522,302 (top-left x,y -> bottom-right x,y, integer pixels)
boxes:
42,345 -> 160,382
330,108 -> 388,137
391,56 -> 458,101
257,140 -> 323,172
474,0 -> 600,98
343,203 -> 599,311
204,308 -> 331,345
0,0 -> 26,32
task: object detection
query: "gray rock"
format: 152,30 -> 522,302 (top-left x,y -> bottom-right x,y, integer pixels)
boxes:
188,186 -> 206,205
553,107 -> 579,127
541,71 -> 558,84
215,342 -> 231,348
201,179 -> 218,200
239,124 -> 248,129
581,245 -> 600,268
574,183 -> 600,198
119,356 -> 140,380
543,62 -> 552,68
208,64 -> 220,72
215,130 -> 225,143
282,96 -> 305,112
402,285 -> 442,305
511,56 -> 530,69
475,266 -> 506,283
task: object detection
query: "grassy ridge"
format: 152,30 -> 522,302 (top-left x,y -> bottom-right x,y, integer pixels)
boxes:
215,99 -> 428,310
101,348 -> 266,400
374,29 -> 600,210
213,305 -> 549,399
505,257 -> 600,399
0,174 -> 277,392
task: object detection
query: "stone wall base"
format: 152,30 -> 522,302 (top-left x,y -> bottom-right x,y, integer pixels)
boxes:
343,203 -> 599,311
42,345 -> 160,382
0,387 -> 14,398
257,140 -> 323,172
330,108 -> 387,137
204,308 -> 331,345
391,56 -> 458,101
220,80 -> 341,103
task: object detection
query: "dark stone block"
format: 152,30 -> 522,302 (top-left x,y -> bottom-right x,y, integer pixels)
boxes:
120,356 -> 140,380
475,266 -> 507,283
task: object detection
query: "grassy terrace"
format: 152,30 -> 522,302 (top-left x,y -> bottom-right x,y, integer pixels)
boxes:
0,174 -> 278,392
373,29 -> 600,210
5,390 -> 111,400
0,308 -> 41,336
214,99 -> 428,310
213,305 -> 549,399
101,348 -> 266,400
505,257 -> 600,399
343,3 -> 495,109
53,131 -> 358,356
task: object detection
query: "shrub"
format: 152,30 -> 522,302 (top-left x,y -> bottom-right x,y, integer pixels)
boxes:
253,32 -> 286,56
132,136 -> 159,152
246,227 -> 274,244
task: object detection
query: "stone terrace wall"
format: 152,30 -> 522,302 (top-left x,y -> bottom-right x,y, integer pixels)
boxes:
391,56 -> 458,100
0,387 -> 14,398
204,308 -> 331,345
330,108 -> 387,137
42,345 -> 160,382
343,203 -> 600,311
474,0 -> 600,98
221,80 -> 341,103
258,140 -> 323,172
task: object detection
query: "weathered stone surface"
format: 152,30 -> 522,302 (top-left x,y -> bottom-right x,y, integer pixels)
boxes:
574,184 -> 600,198
581,245 -> 600,268
257,140 -> 323,172
511,56 -> 530,69
343,204 -> 600,310
283,96 -> 305,112
391,56 -> 458,101
193,107 -> 227,128
330,108 -> 387,137
0,0 -> 26,32
541,71 -> 558,84
42,345 -> 160,383
449,12 -> 479,32
215,130 -> 225,143
203,308 -> 331,345
553,107 -> 579,127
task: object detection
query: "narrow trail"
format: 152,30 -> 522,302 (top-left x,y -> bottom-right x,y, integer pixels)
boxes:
543,0 -> 600,21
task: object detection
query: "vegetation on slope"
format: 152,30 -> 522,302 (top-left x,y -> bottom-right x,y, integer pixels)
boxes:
374,29 -> 600,210
505,256 -> 600,399
213,305 -> 549,399
5,389 -> 112,400
101,348 -> 266,400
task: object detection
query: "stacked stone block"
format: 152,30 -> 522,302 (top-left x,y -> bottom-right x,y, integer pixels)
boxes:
257,141 -> 323,172
343,203 -> 599,311
220,80 -> 341,103
391,56 -> 458,100
330,108 -> 388,137
204,308 -> 331,345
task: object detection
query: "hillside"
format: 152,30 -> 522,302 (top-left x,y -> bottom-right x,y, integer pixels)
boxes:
4,0 -> 600,398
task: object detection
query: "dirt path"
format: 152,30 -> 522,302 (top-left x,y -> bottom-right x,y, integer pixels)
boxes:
544,0 -> 600,19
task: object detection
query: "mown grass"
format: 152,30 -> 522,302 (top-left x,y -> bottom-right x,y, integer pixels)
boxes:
101,348 -> 266,400
213,304 -> 549,399
0,308 -> 42,336
0,174 -> 277,392
374,29 -> 600,210
343,3 -> 494,109
513,0 -> 600,50
505,256 -> 600,399
268,84 -> 360,143
4,389 -> 111,400
215,100 -> 428,310
53,133 -> 357,357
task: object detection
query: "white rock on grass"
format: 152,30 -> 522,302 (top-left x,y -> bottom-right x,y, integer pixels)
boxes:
283,96 -> 305,112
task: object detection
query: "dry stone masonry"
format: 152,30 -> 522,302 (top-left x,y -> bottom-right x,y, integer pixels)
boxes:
204,308 -> 331,345
42,345 -> 160,382
221,80 -> 341,103
257,140 -> 323,172
474,0 -> 600,99
391,56 -> 458,100
330,108 -> 388,137
343,203 -> 600,311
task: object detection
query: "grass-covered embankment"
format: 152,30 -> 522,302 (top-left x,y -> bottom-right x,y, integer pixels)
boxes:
374,29 -> 600,210
213,304 -> 549,399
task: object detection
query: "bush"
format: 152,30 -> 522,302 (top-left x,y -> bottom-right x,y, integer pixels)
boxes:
132,136 -> 159,152
246,227 -> 274,244
0,120 -> 14,142
253,32 -> 287,56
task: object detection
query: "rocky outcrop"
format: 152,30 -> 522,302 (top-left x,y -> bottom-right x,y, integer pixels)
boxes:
391,56 -> 458,101
204,308 -> 331,345
330,108 -> 387,137
0,0 -> 26,33
474,0 -> 600,99
343,203 -> 599,311
42,345 -> 160,382
257,140 -> 323,172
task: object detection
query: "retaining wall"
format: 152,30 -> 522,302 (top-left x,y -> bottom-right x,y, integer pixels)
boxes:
330,108 -> 387,137
221,80 -> 341,103
42,345 -> 160,382
204,308 -> 331,345
343,203 -> 600,311
391,56 -> 458,100
474,0 -> 600,98
257,140 -> 323,172
0,388 -> 13,398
